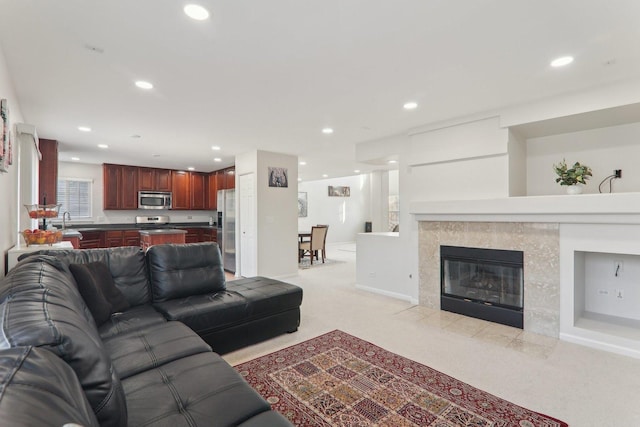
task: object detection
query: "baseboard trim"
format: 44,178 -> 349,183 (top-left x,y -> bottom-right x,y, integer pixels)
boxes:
355,284 -> 418,305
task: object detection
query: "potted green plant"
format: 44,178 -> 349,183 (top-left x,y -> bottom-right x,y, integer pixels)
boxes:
553,159 -> 592,194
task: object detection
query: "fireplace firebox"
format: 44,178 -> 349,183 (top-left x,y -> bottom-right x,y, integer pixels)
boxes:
440,246 -> 523,328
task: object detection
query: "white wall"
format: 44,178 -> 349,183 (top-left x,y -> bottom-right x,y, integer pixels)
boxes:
526,121 -> 640,196
57,161 -> 215,225
0,44 -> 24,276
407,116 -> 511,201
298,174 -> 371,243
237,150 -> 298,279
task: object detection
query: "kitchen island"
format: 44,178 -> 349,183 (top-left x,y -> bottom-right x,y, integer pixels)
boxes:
139,229 -> 187,251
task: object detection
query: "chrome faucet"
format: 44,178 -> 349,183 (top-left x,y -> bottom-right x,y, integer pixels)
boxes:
62,211 -> 71,229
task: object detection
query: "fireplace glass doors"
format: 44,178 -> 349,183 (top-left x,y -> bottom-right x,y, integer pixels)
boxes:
440,246 -> 524,328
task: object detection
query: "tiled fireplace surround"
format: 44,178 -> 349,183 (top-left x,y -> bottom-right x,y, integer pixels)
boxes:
418,221 -> 560,338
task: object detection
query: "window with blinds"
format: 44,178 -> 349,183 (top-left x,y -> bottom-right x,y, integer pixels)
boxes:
57,178 -> 92,218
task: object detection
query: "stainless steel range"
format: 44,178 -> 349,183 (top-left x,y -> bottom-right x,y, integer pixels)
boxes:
135,215 -> 171,229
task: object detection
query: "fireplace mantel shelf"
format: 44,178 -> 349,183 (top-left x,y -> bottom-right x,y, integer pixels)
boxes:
411,192 -> 640,224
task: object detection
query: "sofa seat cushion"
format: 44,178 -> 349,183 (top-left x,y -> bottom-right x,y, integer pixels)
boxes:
227,277 -> 303,318
147,242 -> 226,302
103,321 -> 211,380
123,352 -> 276,427
98,304 -> 167,339
153,291 -> 248,334
0,346 -> 99,427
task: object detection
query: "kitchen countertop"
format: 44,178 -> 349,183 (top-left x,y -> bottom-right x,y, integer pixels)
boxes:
59,222 -> 217,232
138,229 -> 188,235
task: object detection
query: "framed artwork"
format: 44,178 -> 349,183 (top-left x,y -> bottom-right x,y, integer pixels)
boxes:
0,98 -> 7,172
268,166 -> 288,188
328,185 -> 350,197
298,192 -> 308,217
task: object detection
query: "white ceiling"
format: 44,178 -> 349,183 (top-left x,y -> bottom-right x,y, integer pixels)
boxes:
1,1 -> 639,181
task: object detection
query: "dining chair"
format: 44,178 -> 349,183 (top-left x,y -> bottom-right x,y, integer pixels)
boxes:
299,225 -> 328,264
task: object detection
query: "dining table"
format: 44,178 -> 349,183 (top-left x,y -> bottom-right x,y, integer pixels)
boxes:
298,231 -> 311,243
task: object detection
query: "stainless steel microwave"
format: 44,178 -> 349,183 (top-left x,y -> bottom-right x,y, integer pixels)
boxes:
138,191 -> 172,209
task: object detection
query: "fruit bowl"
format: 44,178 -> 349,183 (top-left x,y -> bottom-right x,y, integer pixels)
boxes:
21,229 -> 63,246
24,204 -> 61,219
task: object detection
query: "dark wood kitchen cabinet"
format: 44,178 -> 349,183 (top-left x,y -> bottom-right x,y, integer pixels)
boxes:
218,167 -> 235,190
138,167 -> 172,192
183,227 -> 203,244
38,139 -> 58,204
79,231 -> 104,249
106,230 -> 141,247
207,172 -> 219,210
225,167 -> 235,189
190,172 -> 207,210
171,170 -> 190,210
103,164 -> 139,210
202,228 -> 216,243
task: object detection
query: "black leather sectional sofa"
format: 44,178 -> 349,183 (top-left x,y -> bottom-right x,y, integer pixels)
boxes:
0,242 -> 302,426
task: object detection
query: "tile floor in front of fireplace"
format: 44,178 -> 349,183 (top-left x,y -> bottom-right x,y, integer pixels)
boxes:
224,243 -> 640,427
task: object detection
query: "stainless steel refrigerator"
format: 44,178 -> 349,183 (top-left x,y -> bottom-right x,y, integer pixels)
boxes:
217,189 -> 236,273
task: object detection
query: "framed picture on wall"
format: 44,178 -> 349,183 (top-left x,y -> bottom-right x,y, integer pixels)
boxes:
328,185 -> 350,197
298,192 -> 308,217
0,98 -> 8,172
268,166 -> 288,188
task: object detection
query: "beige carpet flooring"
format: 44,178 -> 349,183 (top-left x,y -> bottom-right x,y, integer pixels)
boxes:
224,243 -> 640,426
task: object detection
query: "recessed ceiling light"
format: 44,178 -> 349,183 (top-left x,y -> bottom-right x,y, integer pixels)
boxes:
187,167 -> 195,171
71,157 -> 80,161
214,158 -> 222,162
388,160 -> 398,164
211,145 -> 221,151
184,4 -> 210,20
551,56 -> 574,67
354,169 -> 360,173
322,127 -> 334,134
135,80 -> 153,90
152,154 -> 161,157
78,126 -> 91,132
299,161 -> 307,166
98,144 -> 108,149
84,44 -> 104,54
322,174 -> 328,178
403,101 -> 418,110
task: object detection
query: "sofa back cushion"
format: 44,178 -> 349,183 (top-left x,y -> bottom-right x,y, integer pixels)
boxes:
69,262 -> 131,326
0,256 -> 128,427
0,346 -> 99,427
21,246 -> 152,306
147,242 -> 226,302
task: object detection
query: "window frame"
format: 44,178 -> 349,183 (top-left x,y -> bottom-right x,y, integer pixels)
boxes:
56,177 -> 93,220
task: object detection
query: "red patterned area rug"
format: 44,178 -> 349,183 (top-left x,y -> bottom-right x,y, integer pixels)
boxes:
235,330 -> 568,427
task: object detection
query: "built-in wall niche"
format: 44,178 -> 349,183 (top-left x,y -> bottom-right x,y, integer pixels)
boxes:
574,251 -> 640,341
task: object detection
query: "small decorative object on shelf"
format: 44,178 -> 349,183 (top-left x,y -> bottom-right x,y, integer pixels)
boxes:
553,159 -> 592,194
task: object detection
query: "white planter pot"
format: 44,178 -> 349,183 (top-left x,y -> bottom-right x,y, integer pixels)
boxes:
566,184 -> 584,195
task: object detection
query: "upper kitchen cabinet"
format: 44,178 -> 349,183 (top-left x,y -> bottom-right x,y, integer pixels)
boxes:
103,164 -> 139,210
38,139 -> 58,204
171,170 -> 190,210
138,167 -> 172,192
207,172 -> 218,210
190,172 -> 207,210
219,167 -> 235,190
